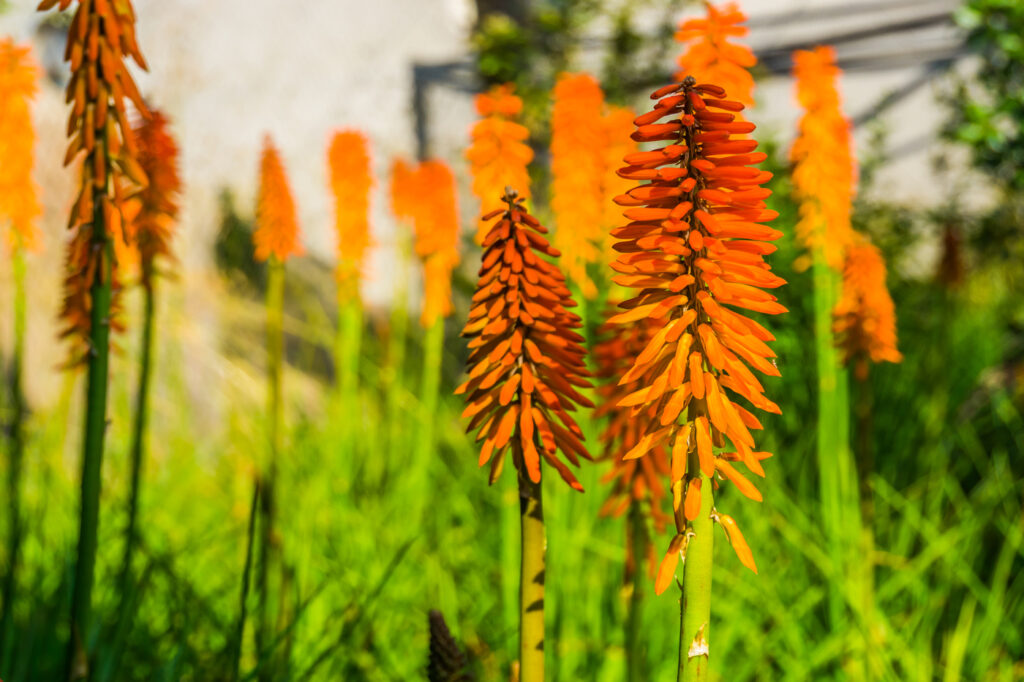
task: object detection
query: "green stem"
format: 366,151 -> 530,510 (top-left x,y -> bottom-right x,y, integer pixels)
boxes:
413,319 -> 444,486
625,505 -> 646,682
519,475 -> 545,682
0,248 -> 27,671
336,299 -> 362,401
230,479 -> 260,682
257,259 -> 285,682
679,471 -> 713,682
66,183 -> 115,682
811,249 -> 857,628
119,277 -> 156,601
386,267 -> 408,464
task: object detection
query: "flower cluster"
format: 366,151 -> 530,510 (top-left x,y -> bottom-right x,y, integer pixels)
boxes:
833,238 -> 902,379
42,0 -> 151,362
466,84 -> 533,244
457,189 -> 593,488
0,38 -> 42,251
551,73 -> 607,298
254,136 -> 304,263
121,109 -> 181,288
609,77 -> 785,591
790,46 -> 856,270
329,130 -> 373,294
675,3 -> 757,107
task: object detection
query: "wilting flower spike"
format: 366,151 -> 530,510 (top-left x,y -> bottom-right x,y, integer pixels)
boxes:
458,189 -> 593,489
0,39 -> 42,251
791,45 -> 856,270
610,77 -> 785,591
329,130 -> 373,294
254,136 -> 303,263
833,237 -> 902,379
466,84 -> 533,244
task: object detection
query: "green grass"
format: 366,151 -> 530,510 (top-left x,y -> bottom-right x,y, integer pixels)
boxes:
0,179 -> 1022,680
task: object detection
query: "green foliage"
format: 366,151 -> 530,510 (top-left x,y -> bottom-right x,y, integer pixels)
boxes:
948,0 -> 1024,188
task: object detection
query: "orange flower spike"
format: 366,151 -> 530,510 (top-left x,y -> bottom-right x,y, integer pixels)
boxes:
466,84 -> 533,244
611,77 -> 785,578
46,0 -> 151,363
122,109 -> 181,289
0,39 -> 42,251
328,130 -> 374,294
406,160 -> 460,328
458,189 -> 593,490
550,73 -> 607,298
790,45 -> 857,270
601,106 -> 639,263
833,237 -> 902,380
253,136 -> 304,263
675,2 -> 757,107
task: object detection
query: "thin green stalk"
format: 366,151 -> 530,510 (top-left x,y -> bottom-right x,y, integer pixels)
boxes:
336,299 -> 362,402
66,180 -> 115,682
385,258 -> 408,465
0,248 -> 27,671
411,318 -> 444,504
811,249 -> 858,628
257,259 -> 285,682
519,475 -> 545,682
118,276 -> 156,601
231,479 -> 260,682
625,505 -> 646,682
679,470 -> 713,682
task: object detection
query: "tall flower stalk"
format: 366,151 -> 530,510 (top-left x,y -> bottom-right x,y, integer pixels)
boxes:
408,160 -> 460,509
118,109 -> 180,601
790,45 -> 859,631
328,130 -> 373,433
252,135 -> 304,680
457,189 -> 593,681
609,78 -> 784,681
0,37 -> 41,670
466,84 -> 533,245
36,0 -> 150,676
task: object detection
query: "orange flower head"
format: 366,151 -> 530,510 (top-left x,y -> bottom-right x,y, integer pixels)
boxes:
400,160 -> 460,327
120,109 -> 181,287
601,106 -> 639,264
790,45 -> 856,270
457,189 -> 594,489
675,3 -> 757,107
42,0 -> 150,364
833,237 -> 902,380
328,130 -> 374,294
466,83 -> 533,244
550,72 -> 606,299
610,78 -> 785,591
595,307 -> 671,577
0,38 -> 42,251
254,136 -> 303,263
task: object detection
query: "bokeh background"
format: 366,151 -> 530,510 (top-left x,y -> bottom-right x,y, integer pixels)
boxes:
0,0 -> 1022,680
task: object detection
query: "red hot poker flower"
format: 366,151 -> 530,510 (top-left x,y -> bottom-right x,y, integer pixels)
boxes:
0,38 -> 42,251
610,78 -> 785,590
48,0 -> 151,363
457,189 -> 593,489
121,109 -> 181,288
329,130 -> 374,294
254,136 -> 304,263
675,2 -> 757,107
833,237 -> 902,380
